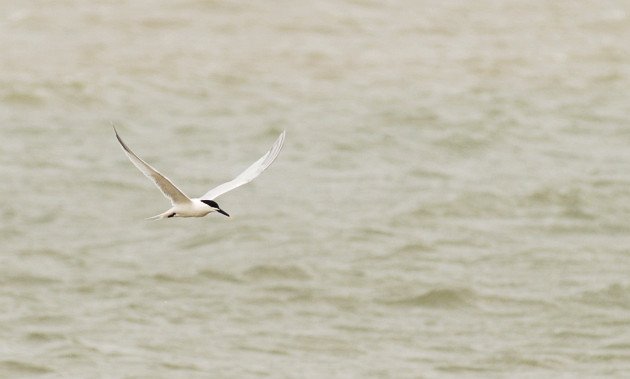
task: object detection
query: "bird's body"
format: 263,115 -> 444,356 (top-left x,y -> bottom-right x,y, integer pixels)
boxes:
113,126 -> 286,220
150,199 -> 217,219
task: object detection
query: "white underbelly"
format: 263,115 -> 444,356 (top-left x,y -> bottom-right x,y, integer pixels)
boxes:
173,203 -> 211,217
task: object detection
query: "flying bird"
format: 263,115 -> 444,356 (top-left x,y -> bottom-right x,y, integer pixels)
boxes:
113,126 -> 286,220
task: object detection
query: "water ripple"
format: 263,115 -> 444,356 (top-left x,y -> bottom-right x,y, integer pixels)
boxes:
381,288 -> 476,309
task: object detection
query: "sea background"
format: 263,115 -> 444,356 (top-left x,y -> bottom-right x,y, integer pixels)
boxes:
2,1 -> 630,378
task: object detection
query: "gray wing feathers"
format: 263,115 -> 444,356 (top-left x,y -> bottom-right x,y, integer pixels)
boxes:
201,130 -> 286,200
113,127 -> 191,205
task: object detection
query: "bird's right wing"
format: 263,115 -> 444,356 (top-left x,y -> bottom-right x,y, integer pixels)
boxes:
201,130 -> 286,200
113,126 -> 191,206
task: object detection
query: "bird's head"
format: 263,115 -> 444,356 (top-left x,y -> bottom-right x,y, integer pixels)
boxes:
200,199 -> 230,217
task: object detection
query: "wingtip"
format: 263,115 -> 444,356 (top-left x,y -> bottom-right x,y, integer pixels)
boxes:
277,129 -> 286,146
279,130 -> 287,150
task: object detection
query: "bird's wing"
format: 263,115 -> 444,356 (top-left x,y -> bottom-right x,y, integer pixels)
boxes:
113,126 -> 191,206
201,130 -> 286,200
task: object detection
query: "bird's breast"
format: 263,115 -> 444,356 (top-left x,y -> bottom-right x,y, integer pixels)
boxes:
173,201 -> 212,217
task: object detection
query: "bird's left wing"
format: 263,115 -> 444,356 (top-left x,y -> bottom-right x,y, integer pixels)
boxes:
113,126 -> 191,206
201,130 -> 286,200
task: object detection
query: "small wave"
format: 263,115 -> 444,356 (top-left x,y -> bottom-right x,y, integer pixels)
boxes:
522,186 -> 595,219
244,264 -> 311,281
603,342 -> 630,350
382,288 -> 475,308
394,242 -> 433,255
196,268 -> 241,283
148,269 -> 242,284
436,364 -> 494,373
150,273 -> 191,283
0,272 -> 59,287
0,360 -> 53,375
434,128 -> 495,154
1,89 -> 45,106
25,331 -> 66,342
578,283 -> 630,309
234,344 -> 290,356
160,361 -> 204,372
481,351 -> 560,369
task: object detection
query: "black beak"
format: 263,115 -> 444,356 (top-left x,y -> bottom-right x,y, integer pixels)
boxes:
217,208 -> 230,217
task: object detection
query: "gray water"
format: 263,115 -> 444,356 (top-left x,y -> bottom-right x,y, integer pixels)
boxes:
2,1 -> 630,378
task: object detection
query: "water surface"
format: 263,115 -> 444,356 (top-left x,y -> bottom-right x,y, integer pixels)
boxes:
2,1 -> 630,377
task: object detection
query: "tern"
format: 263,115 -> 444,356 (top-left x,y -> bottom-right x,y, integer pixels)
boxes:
113,126 -> 286,220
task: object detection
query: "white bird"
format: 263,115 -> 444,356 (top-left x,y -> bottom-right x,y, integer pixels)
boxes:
113,126 -> 286,220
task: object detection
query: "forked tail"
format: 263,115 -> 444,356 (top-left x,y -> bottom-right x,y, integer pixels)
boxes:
145,210 -> 174,221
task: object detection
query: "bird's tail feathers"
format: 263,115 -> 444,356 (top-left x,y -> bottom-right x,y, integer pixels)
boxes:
145,210 -> 172,221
